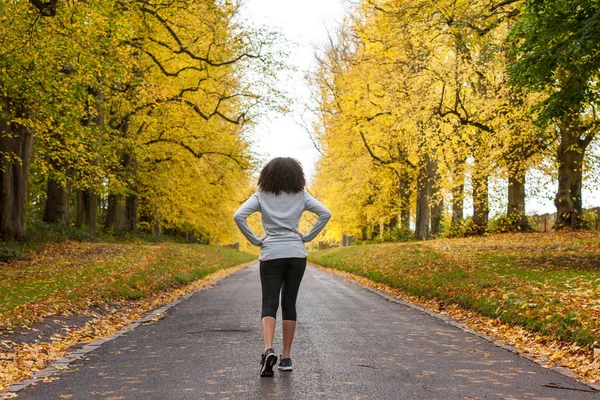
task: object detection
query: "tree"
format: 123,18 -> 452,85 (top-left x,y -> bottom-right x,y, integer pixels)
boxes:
310,0 -> 556,240
510,0 -> 600,228
1,0 -> 284,242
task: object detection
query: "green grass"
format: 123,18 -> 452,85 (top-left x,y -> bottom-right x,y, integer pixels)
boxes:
0,242 -> 255,330
310,232 -> 600,347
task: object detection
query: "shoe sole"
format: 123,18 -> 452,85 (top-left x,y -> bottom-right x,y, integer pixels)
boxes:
278,365 -> 292,371
260,353 -> 277,377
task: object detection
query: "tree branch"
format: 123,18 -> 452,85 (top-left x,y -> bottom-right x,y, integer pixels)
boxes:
125,90 -> 248,126
359,130 -> 394,166
144,138 -> 247,167
436,85 -> 495,133
139,5 -> 263,67
490,0 -> 522,12
29,0 -> 57,16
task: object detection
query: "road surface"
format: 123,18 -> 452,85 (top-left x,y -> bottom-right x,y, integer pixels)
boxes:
15,263 -> 599,399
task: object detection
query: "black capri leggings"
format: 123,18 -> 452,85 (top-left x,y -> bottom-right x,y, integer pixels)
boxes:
260,257 -> 307,321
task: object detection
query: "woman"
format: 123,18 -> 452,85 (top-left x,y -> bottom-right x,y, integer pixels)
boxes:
233,157 -> 331,377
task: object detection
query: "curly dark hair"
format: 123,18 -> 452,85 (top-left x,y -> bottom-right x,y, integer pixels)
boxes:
258,157 -> 306,195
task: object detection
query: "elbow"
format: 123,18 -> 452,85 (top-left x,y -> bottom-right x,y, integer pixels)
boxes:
233,215 -> 244,227
323,210 -> 332,221
233,211 -> 243,223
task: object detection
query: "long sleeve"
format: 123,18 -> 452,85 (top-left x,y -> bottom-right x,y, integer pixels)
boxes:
233,194 -> 263,246
301,192 -> 332,243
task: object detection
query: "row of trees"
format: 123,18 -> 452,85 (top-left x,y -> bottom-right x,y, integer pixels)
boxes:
309,0 -> 600,240
1,0 -> 283,243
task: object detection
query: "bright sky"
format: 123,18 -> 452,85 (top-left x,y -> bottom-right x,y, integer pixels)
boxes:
239,0 -> 346,184
239,0 -> 599,216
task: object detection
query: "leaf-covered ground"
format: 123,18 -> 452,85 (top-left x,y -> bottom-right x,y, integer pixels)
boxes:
310,232 -> 600,382
0,242 -> 255,392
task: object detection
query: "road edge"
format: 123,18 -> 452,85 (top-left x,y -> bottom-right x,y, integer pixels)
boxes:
1,261 -> 257,399
309,262 -> 600,393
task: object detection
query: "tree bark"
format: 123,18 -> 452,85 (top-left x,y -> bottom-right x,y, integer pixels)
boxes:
124,153 -> 137,232
154,219 -> 162,237
507,173 -> 528,230
105,194 -> 125,232
75,89 -> 104,235
0,98 -> 34,241
29,0 -> 58,16
399,170 -> 411,230
449,155 -> 466,228
388,215 -> 398,231
105,119 -> 137,233
76,190 -> 85,229
125,191 -> 137,232
429,158 -> 443,236
86,188 -> 98,234
472,160 -> 489,233
76,188 -> 98,235
430,199 -> 443,235
414,150 -> 430,240
554,113 -> 587,229
43,177 -> 70,223
451,183 -> 464,225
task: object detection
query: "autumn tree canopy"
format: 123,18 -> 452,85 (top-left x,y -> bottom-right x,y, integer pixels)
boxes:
0,0 -> 284,243
309,0 -> 599,241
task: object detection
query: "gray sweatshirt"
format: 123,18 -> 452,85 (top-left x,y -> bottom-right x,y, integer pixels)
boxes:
233,191 -> 332,261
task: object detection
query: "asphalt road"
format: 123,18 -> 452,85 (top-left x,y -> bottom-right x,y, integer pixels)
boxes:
15,263 -> 599,399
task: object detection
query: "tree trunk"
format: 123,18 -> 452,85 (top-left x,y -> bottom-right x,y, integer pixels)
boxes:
472,160 -> 489,233
43,177 -> 70,223
507,172 -> 529,230
399,170 -> 412,230
124,153 -> 137,232
105,194 -> 125,232
414,150 -> 430,240
86,188 -> 98,235
429,158 -> 442,236
42,85 -> 74,226
554,125 -> 586,229
399,208 -> 410,231
76,190 -> 85,229
451,183 -> 464,225
154,219 -> 162,237
388,215 -> 398,231
75,89 -> 104,235
450,157 -> 465,227
76,188 -> 98,235
0,98 -> 34,241
125,192 -> 137,232
430,199 -> 443,236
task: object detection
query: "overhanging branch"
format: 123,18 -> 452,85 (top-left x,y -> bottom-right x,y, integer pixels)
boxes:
29,0 -> 57,16
144,137 -> 247,167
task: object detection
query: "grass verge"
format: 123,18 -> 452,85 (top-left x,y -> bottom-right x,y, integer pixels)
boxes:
0,242 -> 255,331
0,241 -> 255,392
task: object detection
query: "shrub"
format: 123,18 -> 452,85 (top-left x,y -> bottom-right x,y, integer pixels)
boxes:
487,213 -> 534,234
354,225 -> 413,245
0,221 -> 96,263
443,219 -> 467,238
581,209 -> 599,230
443,217 -> 484,238
26,220 -> 96,243
389,226 -> 413,242
0,243 -> 27,263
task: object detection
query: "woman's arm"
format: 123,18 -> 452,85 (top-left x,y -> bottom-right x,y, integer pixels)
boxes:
301,192 -> 332,242
233,194 -> 263,246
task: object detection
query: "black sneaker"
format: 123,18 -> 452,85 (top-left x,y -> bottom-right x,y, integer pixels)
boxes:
278,356 -> 292,371
260,348 -> 277,377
